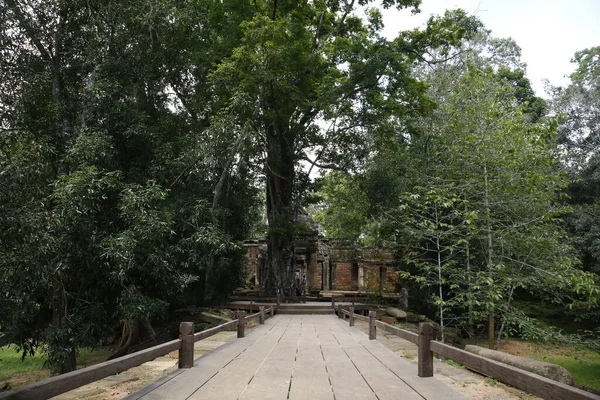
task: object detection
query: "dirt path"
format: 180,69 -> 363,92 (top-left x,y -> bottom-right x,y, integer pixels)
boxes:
52,330 -> 239,400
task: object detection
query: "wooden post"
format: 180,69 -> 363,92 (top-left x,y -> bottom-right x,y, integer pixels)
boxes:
349,306 -> 354,327
259,306 -> 265,324
331,296 -> 335,308
418,322 -> 435,377
338,305 -> 343,318
270,306 -> 275,317
277,293 -> 281,306
237,311 -> 245,338
178,322 -> 195,369
369,311 -> 376,340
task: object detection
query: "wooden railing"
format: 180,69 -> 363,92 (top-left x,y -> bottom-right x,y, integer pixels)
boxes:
0,306 -> 277,400
338,307 -> 600,400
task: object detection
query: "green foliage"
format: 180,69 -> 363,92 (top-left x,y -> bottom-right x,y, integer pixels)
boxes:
0,0 -> 261,372
313,172 -> 368,241
505,309 -> 600,352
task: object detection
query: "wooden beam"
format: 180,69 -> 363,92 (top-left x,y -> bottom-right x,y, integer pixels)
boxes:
374,320 -> 418,345
0,339 -> 181,400
193,320 -> 237,342
418,323 -> 435,378
430,341 -> 600,400
369,311 -> 376,340
237,311 -> 245,338
179,322 -> 195,369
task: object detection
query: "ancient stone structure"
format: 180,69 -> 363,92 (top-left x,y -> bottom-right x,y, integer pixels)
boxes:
244,213 -> 397,294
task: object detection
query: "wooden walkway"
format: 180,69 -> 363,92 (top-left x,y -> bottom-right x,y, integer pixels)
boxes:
126,315 -> 465,400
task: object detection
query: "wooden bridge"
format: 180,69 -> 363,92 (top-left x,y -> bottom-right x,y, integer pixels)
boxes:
2,303 -> 599,400
125,314 -> 463,400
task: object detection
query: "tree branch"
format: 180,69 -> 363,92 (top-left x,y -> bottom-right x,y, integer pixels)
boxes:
4,0 -> 53,64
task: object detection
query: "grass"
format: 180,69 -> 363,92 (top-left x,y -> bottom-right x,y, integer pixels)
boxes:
496,339 -> 600,393
544,351 -> 600,392
444,359 -> 464,368
0,345 -> 113,389
484,376 -> 499,386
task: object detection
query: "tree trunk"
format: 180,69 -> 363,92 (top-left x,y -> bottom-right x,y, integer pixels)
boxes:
434,205 -> 445,343
484,163 -> 495,349
466,239 -> 474,338
261,120 -> 296,298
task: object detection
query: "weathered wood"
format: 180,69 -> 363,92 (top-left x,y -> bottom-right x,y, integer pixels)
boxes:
430,341 -> 600,400
418,323 -> 435,378
269,305 -> 275,317
337,305 -> 343,319
128,315 -> 469,400
352,312 -> 369,322
179,322 -> 195,369
331,296 -> 335,308
259,306 -> 265,324
237,311 -> 245,338
246,310 -> 261,323
369,311 -> 376,340
362,339 -> 466,400
374,320 -> 419,345
0,339 -> 181,400
193,320 -> 237,342
349,306 -> 354,327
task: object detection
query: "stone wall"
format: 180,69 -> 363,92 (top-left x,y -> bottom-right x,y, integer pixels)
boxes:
243,238 -> 397,293
334,262 -> 353,290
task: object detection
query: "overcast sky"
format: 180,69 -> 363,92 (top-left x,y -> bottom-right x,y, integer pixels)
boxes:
379,0 -> 600,96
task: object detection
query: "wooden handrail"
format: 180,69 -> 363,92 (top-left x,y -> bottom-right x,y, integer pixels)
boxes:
0,339 -> 181,400
193,320 -> 238,342
0,305 -> 278,400
374,320 -> 418,345
340,307 -> 369,322
429,341 -> 600,400
343,307 -> 600,400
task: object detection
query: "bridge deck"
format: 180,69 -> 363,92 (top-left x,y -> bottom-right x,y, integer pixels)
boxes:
126,315 -> 465,400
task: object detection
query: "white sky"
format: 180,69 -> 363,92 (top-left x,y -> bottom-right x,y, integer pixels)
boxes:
379,0 -> 600,96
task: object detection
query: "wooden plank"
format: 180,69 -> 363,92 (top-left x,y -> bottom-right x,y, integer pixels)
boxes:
0,339 -> 181,400
288,317 -> 334,400
430,341 -> 600,400
240,343 -> 296,400
187,319 -> 288,399
374,320 -> 419,344
122,369 -> 186,400
362,340 -> 466,400
321,345 -> 378,399
135,316 -> 285,399
344,344 -> 423,400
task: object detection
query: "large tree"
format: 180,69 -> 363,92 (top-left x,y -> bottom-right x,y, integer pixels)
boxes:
0,0 -> 260,372
211,1 -> 482,296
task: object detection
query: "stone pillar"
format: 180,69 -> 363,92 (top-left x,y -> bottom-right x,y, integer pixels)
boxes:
331,262 -> 336,290
358,264 -> 365,289
323,260 -> 330,290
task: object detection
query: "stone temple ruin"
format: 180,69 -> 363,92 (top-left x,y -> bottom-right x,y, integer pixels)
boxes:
244,212 -> 398,296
